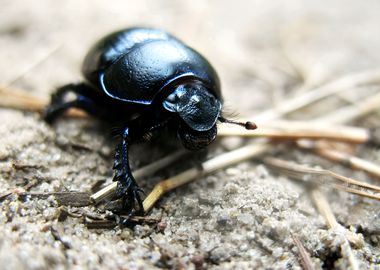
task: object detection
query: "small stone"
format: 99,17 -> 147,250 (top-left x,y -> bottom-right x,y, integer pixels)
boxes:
272,247 -> 283,258
180,198 -> 200,217
256,165 -> 269,179
225,168 -> 240,176
157,221 -> 167,233
216,213 -> 235,231
9,201 -> 21,215
191,253 -> 204,270
209,246 -> 230,264
223,182 -> 239,195
237,213 -> 254,225
133,225 -> 151,237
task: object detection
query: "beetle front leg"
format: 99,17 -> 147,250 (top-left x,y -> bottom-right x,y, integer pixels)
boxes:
113,127 -> 144,215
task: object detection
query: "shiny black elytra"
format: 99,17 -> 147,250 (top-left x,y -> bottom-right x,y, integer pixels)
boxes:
45,27 -> 254,216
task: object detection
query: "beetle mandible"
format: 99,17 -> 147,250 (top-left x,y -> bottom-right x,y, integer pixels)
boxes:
44,27 -> 255,216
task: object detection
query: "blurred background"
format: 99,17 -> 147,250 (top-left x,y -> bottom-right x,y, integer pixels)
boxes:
2,0 -> 380,114
1,0 -> 380,269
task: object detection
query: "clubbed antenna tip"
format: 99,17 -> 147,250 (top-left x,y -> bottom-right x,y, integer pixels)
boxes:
245,121 -> 257,130
219,117 -> 257,130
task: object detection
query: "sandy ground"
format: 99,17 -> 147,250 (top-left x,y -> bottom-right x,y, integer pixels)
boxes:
1,0 -> 380,269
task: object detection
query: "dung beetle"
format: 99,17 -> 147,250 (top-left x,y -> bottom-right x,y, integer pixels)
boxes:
44,27 -> 255,216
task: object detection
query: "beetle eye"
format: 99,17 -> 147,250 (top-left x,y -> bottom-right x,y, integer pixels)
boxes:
166,93 -> 176,102
163,85 -> 188,112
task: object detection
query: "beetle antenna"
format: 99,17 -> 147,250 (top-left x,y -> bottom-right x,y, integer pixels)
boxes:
218,116 -> 257,130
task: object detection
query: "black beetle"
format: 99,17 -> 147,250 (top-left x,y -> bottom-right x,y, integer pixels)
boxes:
45,27 -> 255,216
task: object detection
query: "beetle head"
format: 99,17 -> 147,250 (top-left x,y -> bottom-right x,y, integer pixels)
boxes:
163,83 -> 221,150
163,83 -> 222,131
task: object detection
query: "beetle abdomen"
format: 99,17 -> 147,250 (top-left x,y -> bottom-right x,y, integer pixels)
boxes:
82,27 -> 220,105
102,39 -> 220,104
82,28 -> 174,87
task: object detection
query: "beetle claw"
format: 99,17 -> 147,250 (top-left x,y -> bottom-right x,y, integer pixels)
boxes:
115,178 -> 145,215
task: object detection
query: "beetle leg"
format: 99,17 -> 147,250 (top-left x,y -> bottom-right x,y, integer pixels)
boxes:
50,83 -> 91,102
113,118 -> 170,215
44,83 -> 107,123
113,127 -> 145,215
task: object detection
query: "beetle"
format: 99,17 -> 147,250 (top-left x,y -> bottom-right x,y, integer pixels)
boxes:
44,27 -> 255,216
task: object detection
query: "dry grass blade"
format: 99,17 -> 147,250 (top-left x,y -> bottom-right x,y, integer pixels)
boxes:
292,235 -> 315,270
0,85 -> 49,112
317,90 -> 380,124
311,188 -> 364,247
254,69 -> 380,121
301,143 -> 380,179
311,190 -> 360,270
219,121 -> 371,145
264,157 -> 380,201
310,189 -> 339,229
5,44 -> 62,86
143,143 -> 269,212
0,85 -> 87,117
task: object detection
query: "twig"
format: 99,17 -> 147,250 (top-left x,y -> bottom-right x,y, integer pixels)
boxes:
264,157 -> 380,201
0,192 -> 13,202
84,215 -> 160,229
84,219 -> 117,229
19,191 -> 91,207
50,226 -> 72,249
